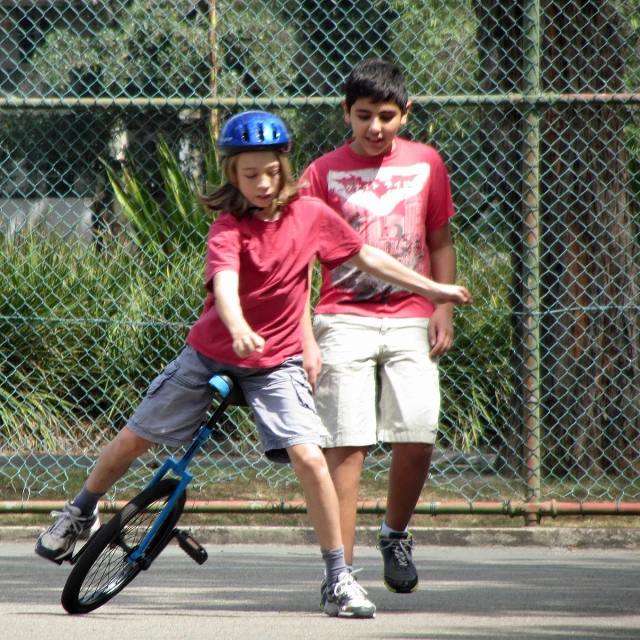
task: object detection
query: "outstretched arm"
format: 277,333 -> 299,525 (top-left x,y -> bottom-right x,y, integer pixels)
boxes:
213,270 -> 265,358
349,245 -> 472,305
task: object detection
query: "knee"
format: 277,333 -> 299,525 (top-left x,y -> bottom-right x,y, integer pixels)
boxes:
325,446 -> 368,473
111,426 -> 152,460
391,442 -> 434,465
288,444 -> 328,478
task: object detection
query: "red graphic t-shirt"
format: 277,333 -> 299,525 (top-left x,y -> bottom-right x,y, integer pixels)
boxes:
300,138 -> 455,318
186,196 -> 364,368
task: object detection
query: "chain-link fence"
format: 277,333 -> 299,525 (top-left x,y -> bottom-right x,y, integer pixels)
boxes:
1,1 -> 639,519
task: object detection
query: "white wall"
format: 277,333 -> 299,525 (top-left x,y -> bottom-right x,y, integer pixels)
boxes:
0,197 -> 93,241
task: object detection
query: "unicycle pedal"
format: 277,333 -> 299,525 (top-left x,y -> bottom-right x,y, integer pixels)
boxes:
174,529 -> 208,565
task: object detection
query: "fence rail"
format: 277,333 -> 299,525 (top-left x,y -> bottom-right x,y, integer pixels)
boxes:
5,92 -> 640,108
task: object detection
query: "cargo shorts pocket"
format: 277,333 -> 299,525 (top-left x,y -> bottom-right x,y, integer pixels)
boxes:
290,367 -> 315,412
147,360 -> 180,397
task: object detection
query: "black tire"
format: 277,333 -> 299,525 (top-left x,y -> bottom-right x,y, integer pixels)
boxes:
61,479 -> 186,614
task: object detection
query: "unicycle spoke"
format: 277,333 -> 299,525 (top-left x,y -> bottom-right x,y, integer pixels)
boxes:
78,545 -> 136,606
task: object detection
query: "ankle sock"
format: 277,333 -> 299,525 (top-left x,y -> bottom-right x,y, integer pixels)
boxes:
71,485 -> 105,516
321,545 -> 348,585
380,521 -> 409,537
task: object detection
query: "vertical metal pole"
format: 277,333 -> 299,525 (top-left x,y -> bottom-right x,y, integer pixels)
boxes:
209,0 -> 220,139
521,0 -> 542,526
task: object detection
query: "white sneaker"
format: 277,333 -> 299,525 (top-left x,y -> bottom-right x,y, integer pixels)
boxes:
34,501 -> 99,564
323,571 -> 376,618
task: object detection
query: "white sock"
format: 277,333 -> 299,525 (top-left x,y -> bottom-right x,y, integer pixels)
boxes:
380,521 -> 408,537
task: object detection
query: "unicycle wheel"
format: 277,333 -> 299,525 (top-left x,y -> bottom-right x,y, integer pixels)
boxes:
61,478 -> 186,614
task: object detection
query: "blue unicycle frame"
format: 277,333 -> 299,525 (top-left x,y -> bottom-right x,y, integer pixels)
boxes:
124,373 -> 236,565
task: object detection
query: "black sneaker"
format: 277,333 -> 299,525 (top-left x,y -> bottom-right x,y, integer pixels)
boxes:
377,530 -> 418,593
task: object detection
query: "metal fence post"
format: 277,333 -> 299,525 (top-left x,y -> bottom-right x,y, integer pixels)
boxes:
521,0 -> 542,526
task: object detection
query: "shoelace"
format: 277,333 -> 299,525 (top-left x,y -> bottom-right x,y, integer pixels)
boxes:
48,508 -> 85,536
332,572 -> 370,600
379,536 -> 414,568
322,567 -> 363,605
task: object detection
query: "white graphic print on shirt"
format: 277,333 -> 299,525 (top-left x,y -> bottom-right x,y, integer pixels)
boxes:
326,164 -> 431,302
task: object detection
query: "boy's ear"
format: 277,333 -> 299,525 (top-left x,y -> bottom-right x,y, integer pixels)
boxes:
342,100 -> 351,123
400,100 -> 412,126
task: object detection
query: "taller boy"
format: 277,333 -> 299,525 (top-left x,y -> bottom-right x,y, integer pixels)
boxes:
301,59 -> 460,594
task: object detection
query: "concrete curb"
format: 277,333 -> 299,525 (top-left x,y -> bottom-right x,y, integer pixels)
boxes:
2,525 -> 640,549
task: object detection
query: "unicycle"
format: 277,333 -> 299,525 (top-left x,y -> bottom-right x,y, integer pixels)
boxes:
61,374 -> 242,614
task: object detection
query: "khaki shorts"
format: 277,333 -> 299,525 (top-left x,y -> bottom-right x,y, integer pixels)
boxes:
312,314 -> 440,447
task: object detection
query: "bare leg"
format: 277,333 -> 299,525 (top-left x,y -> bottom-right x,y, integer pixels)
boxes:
34,425 -> 154,564
85,426 -> 154,494
292,443 -> 377,618
287,443 -> 342,550
323,446 -> 368,566
385,442 -> 433,531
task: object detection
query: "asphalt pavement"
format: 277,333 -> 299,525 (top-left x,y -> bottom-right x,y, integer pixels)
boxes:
2,540 -> 639,640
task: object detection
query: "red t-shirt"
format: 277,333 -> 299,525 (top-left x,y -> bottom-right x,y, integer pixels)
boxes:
300,138 -> 455,318
186,196 -> 364,368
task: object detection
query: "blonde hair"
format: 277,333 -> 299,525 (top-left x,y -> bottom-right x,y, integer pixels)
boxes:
200,152 -> 299,218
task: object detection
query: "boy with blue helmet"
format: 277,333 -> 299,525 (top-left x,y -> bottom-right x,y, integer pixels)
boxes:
301,59 -> 463,597
36,110 -> 471,617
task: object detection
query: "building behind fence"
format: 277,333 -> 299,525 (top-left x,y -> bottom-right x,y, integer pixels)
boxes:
1,1 -> 639,521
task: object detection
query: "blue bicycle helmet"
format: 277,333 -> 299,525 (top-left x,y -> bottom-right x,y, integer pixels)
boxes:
217,111 -> 291,158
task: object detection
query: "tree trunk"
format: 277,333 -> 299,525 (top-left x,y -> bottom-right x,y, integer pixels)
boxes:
476,0 -> 640,481
539,1 -> 640,478
475,0 -> 529,477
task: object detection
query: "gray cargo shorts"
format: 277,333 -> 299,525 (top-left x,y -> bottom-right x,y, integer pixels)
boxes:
128,345 -> 327,463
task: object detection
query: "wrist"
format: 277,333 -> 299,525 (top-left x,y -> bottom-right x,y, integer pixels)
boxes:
435,301 -> 454,312
228,320 -> 252,339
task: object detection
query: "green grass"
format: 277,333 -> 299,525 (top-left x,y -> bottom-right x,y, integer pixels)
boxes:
6,509 -> 640,531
